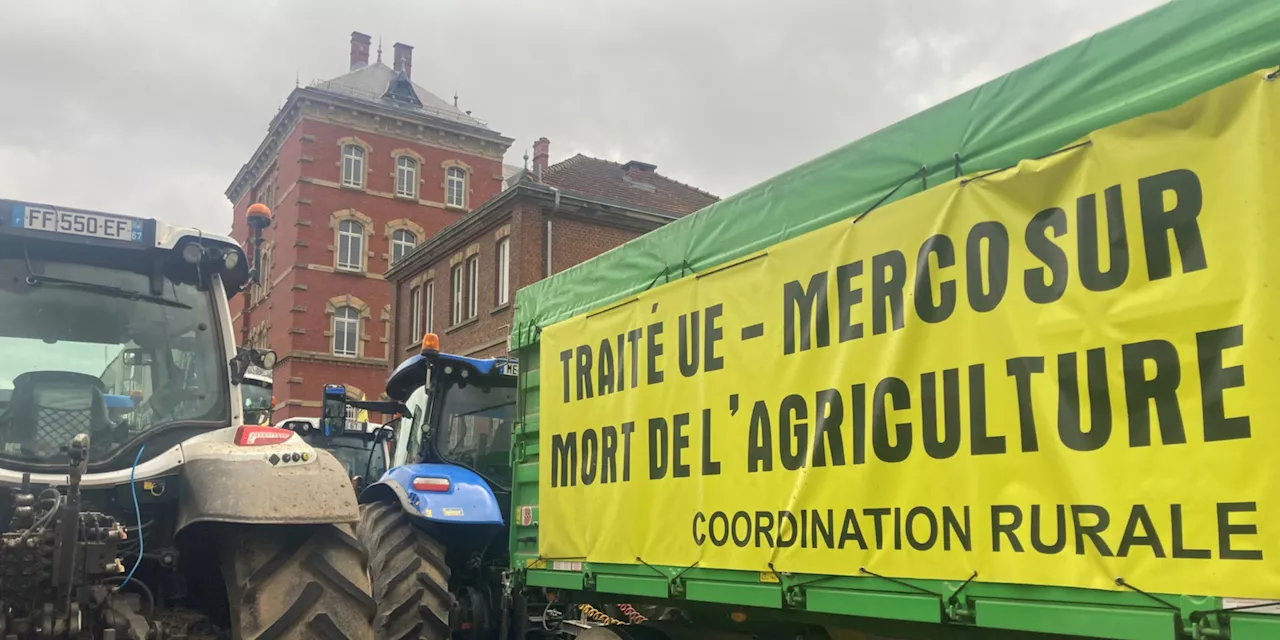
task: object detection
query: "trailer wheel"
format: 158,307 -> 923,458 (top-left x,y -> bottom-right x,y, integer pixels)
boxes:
357,501 -> 453,640
222,523 -> 375,640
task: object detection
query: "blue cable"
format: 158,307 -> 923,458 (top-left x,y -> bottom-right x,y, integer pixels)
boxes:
119,444 -> 146,589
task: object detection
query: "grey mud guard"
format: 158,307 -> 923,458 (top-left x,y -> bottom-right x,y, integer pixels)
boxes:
176,431 -> 359,531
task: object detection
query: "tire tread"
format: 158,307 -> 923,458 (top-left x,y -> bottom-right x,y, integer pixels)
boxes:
357,502 -> 452,640
225,523 -> 375,640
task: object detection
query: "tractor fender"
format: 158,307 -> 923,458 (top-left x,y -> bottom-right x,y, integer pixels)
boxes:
175,427 -> 359,533
358,463 -> 504,525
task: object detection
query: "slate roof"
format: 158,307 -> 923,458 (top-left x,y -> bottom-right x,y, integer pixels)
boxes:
541,155 -> 718,215
309,62 -> 489,129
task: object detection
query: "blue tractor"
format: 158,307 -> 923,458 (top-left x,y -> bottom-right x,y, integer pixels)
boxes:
352,333 -> 520,640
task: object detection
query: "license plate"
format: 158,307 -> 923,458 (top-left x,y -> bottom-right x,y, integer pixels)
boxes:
13,205 -> 143,243
498,360 -> 519,376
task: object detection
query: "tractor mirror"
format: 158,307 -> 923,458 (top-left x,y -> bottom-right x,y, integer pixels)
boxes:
321,387 -> 347,436
122,349 -> 153,367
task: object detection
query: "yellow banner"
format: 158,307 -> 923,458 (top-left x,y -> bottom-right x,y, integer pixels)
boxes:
538,70 -> 1280,599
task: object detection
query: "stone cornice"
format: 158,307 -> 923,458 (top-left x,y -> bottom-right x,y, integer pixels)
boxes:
227,86 -> 514,205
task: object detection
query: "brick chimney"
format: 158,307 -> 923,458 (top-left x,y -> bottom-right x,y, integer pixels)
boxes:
393,43 -> 413,79
622,160 -> 657,174
350,32 -> 371,71
532,137 -> 550,181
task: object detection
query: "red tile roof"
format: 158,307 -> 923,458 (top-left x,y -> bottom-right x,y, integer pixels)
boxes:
540,154 -> 718,216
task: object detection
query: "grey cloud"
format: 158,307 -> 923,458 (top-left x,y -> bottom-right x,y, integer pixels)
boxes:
0,0 -> 1165,233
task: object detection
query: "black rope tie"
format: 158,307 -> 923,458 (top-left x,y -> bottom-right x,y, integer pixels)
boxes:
948,571 -> 979,605
645,266 -> 670,291
961,140 -> 1092,187
1114,577 -> 1179,611
1267,66 -> 1279,81
859,567 -> 939,598
766,562 -> 785,585
853,164 -> 928,225
681,259 -> 695,277
635,556 -> 665,578
672,560 -> 700,582
953,153 -> 962,178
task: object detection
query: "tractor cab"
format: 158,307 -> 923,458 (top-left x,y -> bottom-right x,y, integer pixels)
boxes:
383,333 -> 518,491
273,385 -> 396,492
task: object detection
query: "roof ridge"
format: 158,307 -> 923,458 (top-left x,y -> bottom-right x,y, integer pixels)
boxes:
552,153 -> 718,200
544,153 -> 589,174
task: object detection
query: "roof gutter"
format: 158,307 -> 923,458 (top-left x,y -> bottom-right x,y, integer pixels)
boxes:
387,182 -> 671,281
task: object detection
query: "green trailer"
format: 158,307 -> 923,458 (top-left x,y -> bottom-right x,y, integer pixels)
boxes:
505,2 -> 1280,639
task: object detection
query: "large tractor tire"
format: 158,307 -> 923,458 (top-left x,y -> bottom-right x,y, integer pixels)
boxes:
222,523 -> 376,640
357,501 -> 453,640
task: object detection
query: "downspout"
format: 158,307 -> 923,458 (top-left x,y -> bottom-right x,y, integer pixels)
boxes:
545,186 -> 561,277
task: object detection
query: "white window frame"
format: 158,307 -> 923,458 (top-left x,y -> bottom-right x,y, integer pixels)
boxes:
332,306 -> 360,357
409,286 -> 422,340
337,220 -> 364,272
341,144 -> 365,188
451,264 -> 464,326
466,255 -> 479,319
396,156 -> 418,198
391,229 -> 416,265
424,280 -> 435,334
446,167 -> 466,208
496,237 -> 510,306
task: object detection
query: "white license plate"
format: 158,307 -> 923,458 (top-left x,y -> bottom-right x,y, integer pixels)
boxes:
14,206 -> 143,243
498,360 -> 519,376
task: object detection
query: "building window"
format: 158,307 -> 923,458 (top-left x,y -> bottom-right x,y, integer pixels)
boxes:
409,286 -> 422,340
496,237 -> 510,306
391,229 -> 416,264
424,280 -> 435,334
446,167 -> 466,208
333,306 -> 360,357
337,220 -> 364,271
396,156 -> 418,198
450,264 -> 464,325
342,145 -> 365,188
466,255 -> 479,319
253,246 -> 274,306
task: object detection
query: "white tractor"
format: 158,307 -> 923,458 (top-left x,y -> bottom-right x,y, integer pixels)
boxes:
0,199 -> 374,639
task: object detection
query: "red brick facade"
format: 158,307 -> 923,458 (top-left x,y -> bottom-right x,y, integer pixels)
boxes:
388,146 -> 719,361
227,35 -> 513,419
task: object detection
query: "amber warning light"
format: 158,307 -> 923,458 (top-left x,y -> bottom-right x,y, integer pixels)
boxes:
421,332 -> 440,352
246,203 -> 272,228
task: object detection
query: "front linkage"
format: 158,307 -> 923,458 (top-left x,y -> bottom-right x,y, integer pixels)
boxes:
0,433 -> 146,640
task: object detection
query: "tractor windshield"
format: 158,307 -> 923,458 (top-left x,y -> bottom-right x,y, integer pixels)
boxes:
242,380 -> 273,425
435,375 -> 517,488
307,433 -> 388,482
0,256 -> 226,466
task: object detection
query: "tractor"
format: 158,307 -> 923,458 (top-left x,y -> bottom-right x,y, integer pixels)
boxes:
0,199 -> 375,639
351,332 -> 520,639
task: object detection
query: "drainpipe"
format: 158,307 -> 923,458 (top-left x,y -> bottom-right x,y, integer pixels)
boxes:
545,187 -> 561,277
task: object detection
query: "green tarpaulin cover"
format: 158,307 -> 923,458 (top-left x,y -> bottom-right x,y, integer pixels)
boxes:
511,0 -> 1280,350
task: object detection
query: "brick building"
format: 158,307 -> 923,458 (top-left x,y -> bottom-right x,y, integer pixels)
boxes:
386,138 -> 718,360
226,32 -> 514,419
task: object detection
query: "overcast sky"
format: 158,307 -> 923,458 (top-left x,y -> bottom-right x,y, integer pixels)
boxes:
0,0 -> 1166,234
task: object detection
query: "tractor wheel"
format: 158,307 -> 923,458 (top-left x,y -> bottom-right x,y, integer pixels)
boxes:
357,501 -> 453,640
222,523 -> 375,640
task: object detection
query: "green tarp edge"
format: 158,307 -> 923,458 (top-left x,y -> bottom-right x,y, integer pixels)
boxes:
511,0 -> 1280,350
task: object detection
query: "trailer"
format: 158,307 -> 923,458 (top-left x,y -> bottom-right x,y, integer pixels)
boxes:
500,2 -> 1280,639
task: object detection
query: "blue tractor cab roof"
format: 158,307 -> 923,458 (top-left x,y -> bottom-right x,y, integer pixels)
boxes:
386,351 -> 517,402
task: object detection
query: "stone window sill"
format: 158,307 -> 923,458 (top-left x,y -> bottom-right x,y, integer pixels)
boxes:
446,316 -> 479,334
